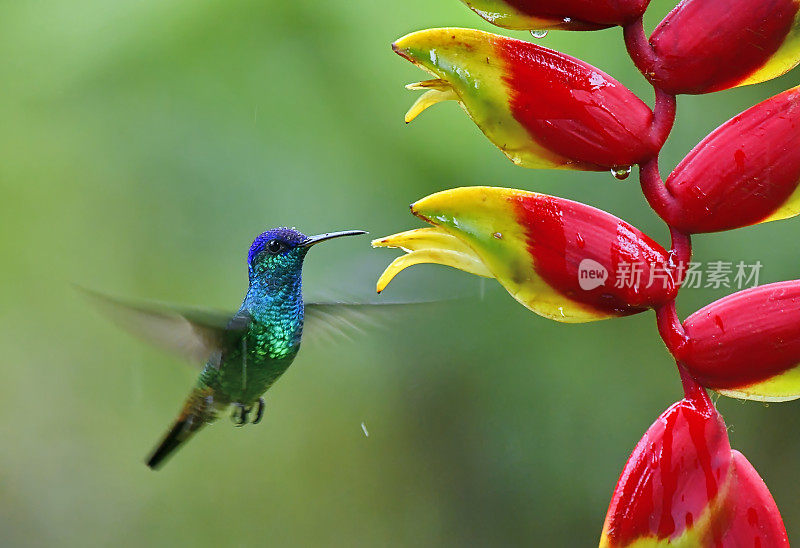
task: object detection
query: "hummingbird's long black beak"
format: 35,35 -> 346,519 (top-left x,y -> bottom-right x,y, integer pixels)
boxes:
301,230 -> 368,247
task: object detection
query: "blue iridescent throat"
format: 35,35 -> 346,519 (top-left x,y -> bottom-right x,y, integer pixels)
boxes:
242,228 -> 310,355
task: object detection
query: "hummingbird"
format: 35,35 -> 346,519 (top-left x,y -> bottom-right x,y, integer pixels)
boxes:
84,227 -> 375,469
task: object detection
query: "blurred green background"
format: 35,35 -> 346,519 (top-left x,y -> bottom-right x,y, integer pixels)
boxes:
1,0 -> 799,545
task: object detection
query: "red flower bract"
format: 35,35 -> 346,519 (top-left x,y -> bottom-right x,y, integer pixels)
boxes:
648,0 -> 800,94
663,86 -> 800,233
394,29 -> 661,171
462,0 -> 650,29
373,187 -> 679,322
601,395 -> 788,546
504,0 -> 649,26
498,38 -> 659,168
509,192 -> 677,316
678,281 -> 800,401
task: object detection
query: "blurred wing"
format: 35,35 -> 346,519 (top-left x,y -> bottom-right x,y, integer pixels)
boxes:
78,287 -> 246,366
303,301 -> 428,344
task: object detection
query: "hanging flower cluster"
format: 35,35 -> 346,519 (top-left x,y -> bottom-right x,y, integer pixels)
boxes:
377,0 -> 800,544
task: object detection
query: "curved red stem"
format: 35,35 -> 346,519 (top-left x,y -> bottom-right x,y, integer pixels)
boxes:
669,226 -> 691,279
656,305 -> 708,406
624,18 -> 675,149
623,11 -> 716,412
623,18 -> 656,79
678,362 -> 712,410
651,88 -> 676,148
655,302 -> 688,356
639,157 -> 679,225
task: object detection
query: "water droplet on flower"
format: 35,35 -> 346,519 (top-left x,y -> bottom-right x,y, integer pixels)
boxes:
588,72 -> 609,90
530,30 -> 548,39
563,17 -> 572,24
493,232 -> 503,239
611,166 -> 632,180
576,234 -> 585,248
361,422 -> 369,437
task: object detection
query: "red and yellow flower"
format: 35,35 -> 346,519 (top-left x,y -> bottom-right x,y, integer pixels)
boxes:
675,281 -> 800,402
373,186 -> 677,322
457,0 -> 649,30
394,28 -> 661,171
601,394 -> 788,546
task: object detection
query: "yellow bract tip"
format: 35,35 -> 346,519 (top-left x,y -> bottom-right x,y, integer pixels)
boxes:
372,227 -> 492,293
405,78 -> 451,91
404,87 -> 458,123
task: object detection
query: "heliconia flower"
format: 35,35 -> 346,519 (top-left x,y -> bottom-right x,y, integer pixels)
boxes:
646,0 -> 800,95
393,28 -> 660,171
658,86 -> 800,233
372,186 -> 678,322
676,280 -> 800,402
457,0 -> 649,31
600,394 -> 788,546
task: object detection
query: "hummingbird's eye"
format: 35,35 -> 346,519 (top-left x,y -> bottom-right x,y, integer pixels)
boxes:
266,239 -> 285,254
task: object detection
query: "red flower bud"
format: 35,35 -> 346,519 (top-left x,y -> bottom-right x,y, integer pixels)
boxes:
459,0 -> 649,30
601,396 -> 788,546
647,0 -> 800,95
679,281 -> 800,401
663,86 -> 800,233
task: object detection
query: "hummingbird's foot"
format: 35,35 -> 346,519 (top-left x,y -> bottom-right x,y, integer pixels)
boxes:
231,403 -> 251,427
252,398 -> 265,425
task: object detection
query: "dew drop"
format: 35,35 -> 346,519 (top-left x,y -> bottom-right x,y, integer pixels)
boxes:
576,234 -> 585,249
611,166 -> 632,180
530,30 -> 548,39
563,17 -> 572,24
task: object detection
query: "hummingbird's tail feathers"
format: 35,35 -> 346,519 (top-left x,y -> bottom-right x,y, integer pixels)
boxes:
146,417 -> 197,470
146,388 -> 216,470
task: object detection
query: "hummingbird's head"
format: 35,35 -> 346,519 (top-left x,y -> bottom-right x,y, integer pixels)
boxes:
247,227 -> 367,281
